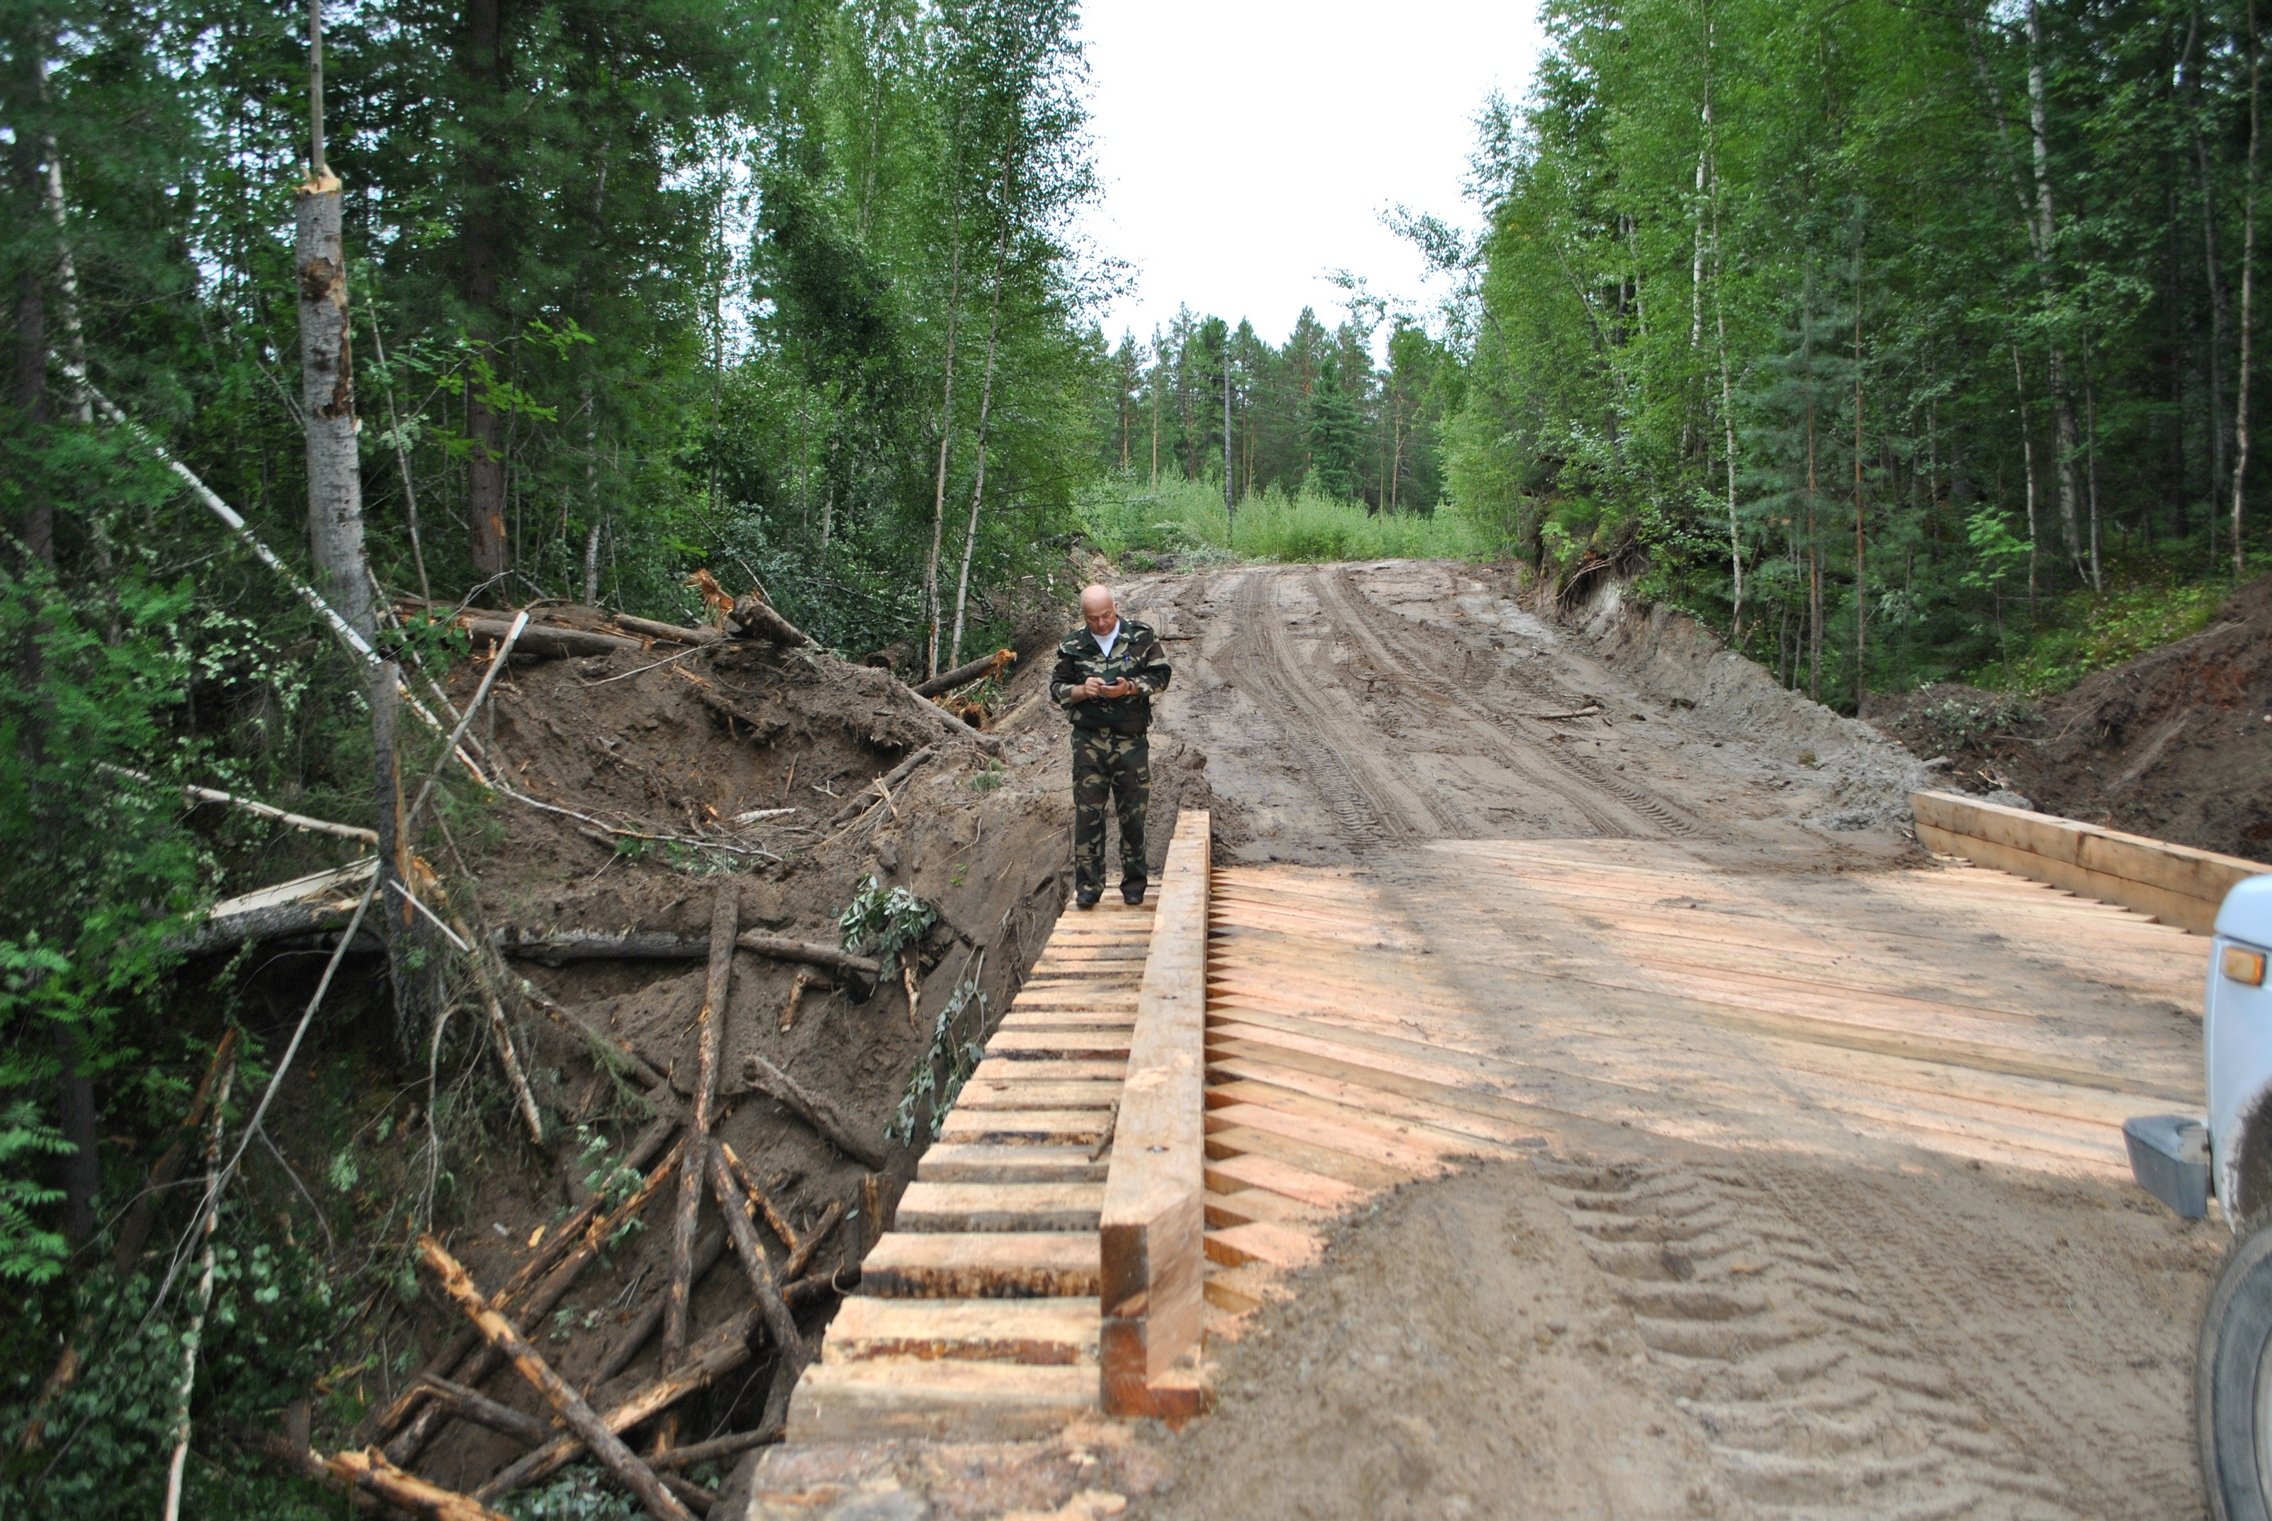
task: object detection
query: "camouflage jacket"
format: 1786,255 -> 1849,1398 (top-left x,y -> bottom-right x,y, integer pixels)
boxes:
1049,617 -> 1172,734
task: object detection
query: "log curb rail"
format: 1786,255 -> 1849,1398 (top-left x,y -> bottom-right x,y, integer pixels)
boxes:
1099,810 -> 1212,1422
1911,790 -> 2272,936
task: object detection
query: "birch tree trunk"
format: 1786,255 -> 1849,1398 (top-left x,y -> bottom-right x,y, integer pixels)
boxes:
948,176 -> 1012,671
925,126 -> 967,680
299,0 -> 419,1053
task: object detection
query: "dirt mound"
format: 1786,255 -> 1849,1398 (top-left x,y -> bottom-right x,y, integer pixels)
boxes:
1562,576 -> 1933,834
1868,576 -> 2272,859
365,610 -> 1208,1490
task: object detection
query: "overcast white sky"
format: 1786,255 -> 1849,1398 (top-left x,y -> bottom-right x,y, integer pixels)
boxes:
1073,0 -> 1548,350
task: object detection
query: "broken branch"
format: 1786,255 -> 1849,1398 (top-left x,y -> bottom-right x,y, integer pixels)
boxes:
472,1304 -> 764,1503
912,648 -> 1015,698
704,1142 -> 805,1367
741,1053 -> 889,1171
419,1234 -> 695,1521
322,1446 -> 510,1521
827,746 -> 935,827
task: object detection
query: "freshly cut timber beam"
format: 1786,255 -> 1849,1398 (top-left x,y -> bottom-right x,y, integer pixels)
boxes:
893,1180 -> 1106,1233
858,1231 -> 1100,1298
1911,789 -> 2270,935
916,1143 -> 1110,1185
1100,812 -> 1211,1422
823,1296 -> 1099,1365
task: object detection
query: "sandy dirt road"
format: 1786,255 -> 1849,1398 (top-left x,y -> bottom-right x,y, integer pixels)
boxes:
1117,561 -> 2224,1520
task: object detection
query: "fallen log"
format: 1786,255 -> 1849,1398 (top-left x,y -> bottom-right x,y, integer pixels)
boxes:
912,648 -> 1015,698
610,614 -> 723,647
826,746 -> 935,827
661,890 -> 738,1451
742,1053 -> 890,1171
704,1143 -> 805,1367
473,1304 -> 763,1503
589,1228 -> 730,1390
724,593 -> 815,649
323,1445 -> 512,1521
718,1140 -> 800,1257
420,1235 -> 695,1521
462,616 -> 642,660
494,928 -> 878,983
645,1425 -> 779,1472
785,1201 -> 845,1279
691,686 -> 780,743
384,1129 -> 683,1463
416,1376 -> 554,1448
502,966 -> 672,1095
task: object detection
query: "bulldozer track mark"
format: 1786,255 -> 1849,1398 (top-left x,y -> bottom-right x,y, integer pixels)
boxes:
1221,569 -> 1442,849
1541,1155 -> 2086,1520
1313,567 -> 1706,841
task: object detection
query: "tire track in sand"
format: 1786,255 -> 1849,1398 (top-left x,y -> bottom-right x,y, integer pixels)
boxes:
1539,1156 -> 2083,1520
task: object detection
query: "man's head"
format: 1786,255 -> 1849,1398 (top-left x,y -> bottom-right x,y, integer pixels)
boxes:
1080,584 -> 1118,637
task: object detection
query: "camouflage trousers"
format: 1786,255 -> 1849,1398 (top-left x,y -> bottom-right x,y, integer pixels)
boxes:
1070,728 -> 1150,895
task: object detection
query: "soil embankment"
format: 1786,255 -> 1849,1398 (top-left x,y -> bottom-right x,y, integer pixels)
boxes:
1870,575 -> 2272,859
319,604 -> 1210,1492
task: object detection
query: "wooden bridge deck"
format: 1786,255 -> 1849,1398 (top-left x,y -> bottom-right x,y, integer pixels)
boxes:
776,830 -> 2209,1447
787,896 -> 1148,1440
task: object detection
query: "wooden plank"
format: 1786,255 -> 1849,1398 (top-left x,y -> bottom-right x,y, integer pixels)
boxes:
1207,1046 -> 1552,1147
1688,1001 -> 2196,1104
788,1359 -> 1096,1442
1916,823 -> 2211,934
916,1144 -> 1109,1185
822,1296 -> 1099,1366
1913,789 -> 2268,930
1203,1124 -> 1408,1191
993,1011 -> 1140,1033
1204,1261 -> 1290,1316
1101,812 -> 1211,1417
936,1108 -> 1111,1146
893,1180 -> 1105,1233
1203,1151 -> 1371,1211
1205,1098 -> 1467,1175
985,1031 -> 1134,1061
1204,1188 -> 1326,1230
959,1058 -> 1124,1084
954,1079 -> 1123,1111
1206,1220 -> 1323,1272
859,1232 -> 1099,1298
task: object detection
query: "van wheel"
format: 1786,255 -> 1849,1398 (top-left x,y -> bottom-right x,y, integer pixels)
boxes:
2202,1220 -> 2272,1520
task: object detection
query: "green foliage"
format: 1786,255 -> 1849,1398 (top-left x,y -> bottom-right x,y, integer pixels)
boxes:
887,977 -> 989,1145
837,875 -> 937,979
1077,477 -> 1485,569
1967,579 -> 2227,696
504,1464 -> 646,1520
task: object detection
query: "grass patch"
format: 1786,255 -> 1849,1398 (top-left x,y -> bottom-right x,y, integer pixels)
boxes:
1078,476 -> 1487,568
1964,575 -> 2227,694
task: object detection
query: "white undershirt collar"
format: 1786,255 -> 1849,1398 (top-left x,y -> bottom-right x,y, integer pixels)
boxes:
1093,620 -> 1122,657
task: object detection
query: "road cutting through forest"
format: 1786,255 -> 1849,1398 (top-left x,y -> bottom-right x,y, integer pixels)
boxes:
1105,561 -> 2219,1520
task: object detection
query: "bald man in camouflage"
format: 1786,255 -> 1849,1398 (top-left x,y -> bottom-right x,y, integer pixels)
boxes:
1050,584 -> 1173,908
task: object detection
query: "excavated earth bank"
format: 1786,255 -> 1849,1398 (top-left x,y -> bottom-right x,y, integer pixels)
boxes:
1868,574 -> 2272,859
332,605 -> 1209,1494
